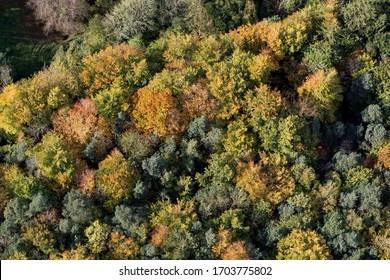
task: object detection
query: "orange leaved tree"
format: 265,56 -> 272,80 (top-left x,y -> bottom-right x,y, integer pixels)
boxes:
132,87 -> 184,138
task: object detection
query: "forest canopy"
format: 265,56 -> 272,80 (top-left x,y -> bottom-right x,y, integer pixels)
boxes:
0,0 -> 389,260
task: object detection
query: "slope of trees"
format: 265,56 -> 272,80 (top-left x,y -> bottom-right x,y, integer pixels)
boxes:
0,0 -> 389,260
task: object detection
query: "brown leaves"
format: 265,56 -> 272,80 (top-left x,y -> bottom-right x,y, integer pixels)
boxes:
179,83 -> 218,121
221,241 -> 250,260
27,0 -> 89,35
53,98 -> 98,147
377,141 -> 390,169
151,225 -> 170,248
212,228 -> 250,260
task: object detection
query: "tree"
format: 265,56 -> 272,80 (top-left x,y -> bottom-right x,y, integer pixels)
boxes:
278,0 -> 307,14
104,0 -> 157,41
361,104 -> 384,124
90,0 -> 118,14
347,73 -> 375,114
273,193 -> 317,238
157,0 -> 191,27
0,176 -> 9,219
107,232 -> 139,259
62,190 -> 97,225
114,205 -> 148,238
373,227 -> 390,260
28,193 -> 52,218
53,99 -> 99,148
221,241 -> 250,260
205,0 -> 257,32
74,168 -> 96,196
196,153 -> 236,190
85,220 -> 111,256
257,115 -> 316,160
212,208 -> 249,237
1,165 -> 43,200
332,151 -> 364,173
321,211 -> 346,240
278,6 -> 315,55
80,44 -> 148,96
341,0 -> 388,39
297,68 -> 343,122
150,199 -> 197,231
21,220 -> 57,255
163,32 -> 198,69
248,50 -> 279,84
5,142 -> 27,165
157,228 -> 198,259
226,6 -> 316,59
151,224 -> 170,247
193,35 -> 230,69
119,130 -> 153,163
313,173 -> 340,212
142,153 -> 170,179
3,198 -> 30,226
83,127 -> 114,165
0,53 -> 12,90
207,48 -> 253,120
223,21 -> 270,54
344,167 -> 374,192
32,131 -> 75,192
179,83 -> 218,121
377,141 -> 390,169
132,87 -> 184,138
0,66 -> 79,135
222,118 -> 255,160
276,229 -> 331,260
92,80 -> 133,122
236,153 -> 296,205
212,227 -> 232,259
194,154 -> 249,217
374,59 -> 390,114
148,68 -> 198,95
50,244 -> 92,260
81,16 -> 110,54
185,0 -> 215,35
27,0 -> 89,35
245,84 -> 285,130
149,199 -> 199,259
365,124 -> 388,149
291,161 -> 317,191
96,149 -> 139,210
303,40 -> 340,72
195,183 -> 249,219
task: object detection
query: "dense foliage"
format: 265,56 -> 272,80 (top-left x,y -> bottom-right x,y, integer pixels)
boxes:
0,0 -> 389,260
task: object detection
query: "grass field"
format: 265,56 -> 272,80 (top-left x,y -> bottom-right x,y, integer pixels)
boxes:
0,0 -> 62,80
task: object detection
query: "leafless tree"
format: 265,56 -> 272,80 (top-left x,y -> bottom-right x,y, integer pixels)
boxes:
27,0 -> 89,35
0,64 -> 12,91
0,53 -> 12,91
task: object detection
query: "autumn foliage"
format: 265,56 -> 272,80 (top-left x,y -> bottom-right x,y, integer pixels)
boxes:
80,44 -> 148,96
96,149 -> 139,210
297,68 -> 343,122
236,153 -> 296,205
132,87 -> 184,138
53,99 -> 98,147
1,1 -> 389,261
277,229 -> 331,260
221,241 -> 250,260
